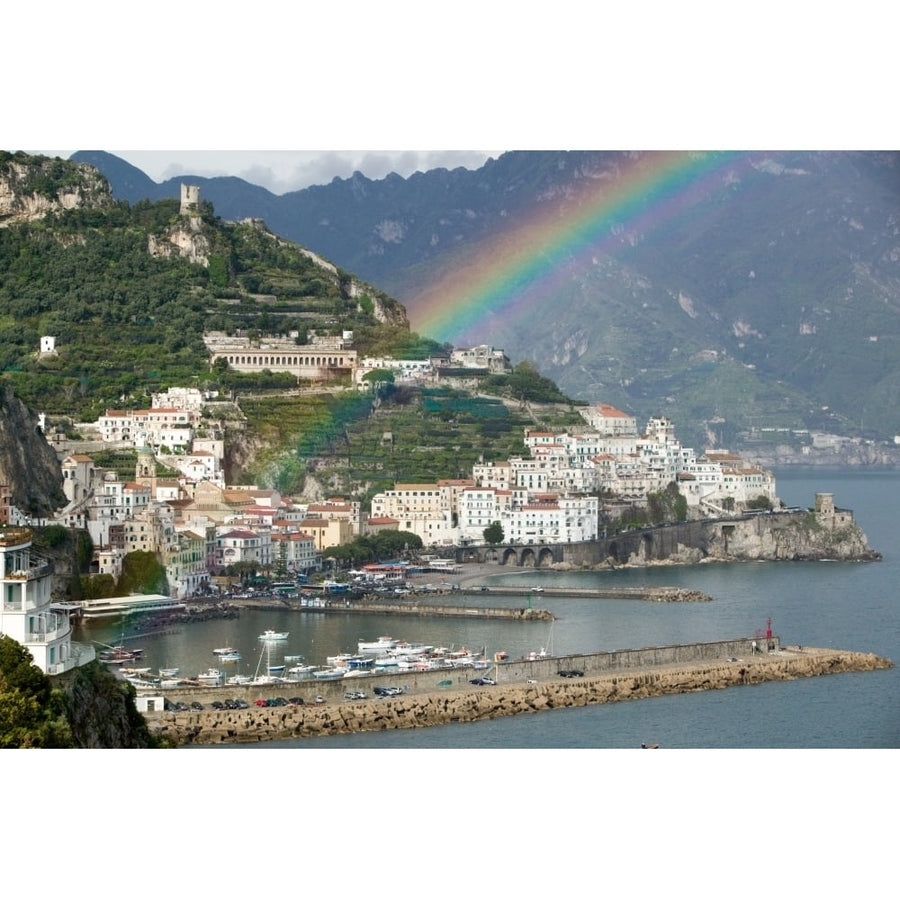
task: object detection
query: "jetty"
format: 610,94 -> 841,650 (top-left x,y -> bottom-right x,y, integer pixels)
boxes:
457,585 -> 713,602
143,638 -> 893,746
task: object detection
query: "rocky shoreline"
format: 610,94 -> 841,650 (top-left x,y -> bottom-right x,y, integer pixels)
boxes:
146,646 -> 892,747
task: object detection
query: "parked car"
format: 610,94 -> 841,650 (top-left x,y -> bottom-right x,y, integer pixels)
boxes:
190,701 -> 204,711
287,697 -> 305,705
469,678 -> 489,686
255,698 -> 268,707
211,700 -> 225,710
558,669 -> 585,678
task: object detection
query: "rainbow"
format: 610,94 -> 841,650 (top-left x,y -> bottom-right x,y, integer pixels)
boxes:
410,151 -> 746,344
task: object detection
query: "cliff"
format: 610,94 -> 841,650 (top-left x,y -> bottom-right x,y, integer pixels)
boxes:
0,152 -> 113,225
0,386 -> 66,516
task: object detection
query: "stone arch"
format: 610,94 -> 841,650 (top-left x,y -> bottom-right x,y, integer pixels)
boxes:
500,548 -> 518,566
537,547 -> 556,568
520,548 -> 536,568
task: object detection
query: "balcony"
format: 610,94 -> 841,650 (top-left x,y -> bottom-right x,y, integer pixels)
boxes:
26,620 -> 71,644
3,561 -> 52,581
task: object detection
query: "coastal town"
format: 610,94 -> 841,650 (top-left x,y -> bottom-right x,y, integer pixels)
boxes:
11,374 -> 780,603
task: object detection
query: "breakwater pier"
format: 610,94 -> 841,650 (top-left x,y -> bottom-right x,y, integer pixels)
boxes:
144,639 -> 892,746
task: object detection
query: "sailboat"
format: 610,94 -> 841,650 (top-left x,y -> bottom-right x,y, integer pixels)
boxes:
249,640 -> 285,685
525,621 -> 554,661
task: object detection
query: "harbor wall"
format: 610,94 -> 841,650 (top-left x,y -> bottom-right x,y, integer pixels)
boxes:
144,644 -> 892,746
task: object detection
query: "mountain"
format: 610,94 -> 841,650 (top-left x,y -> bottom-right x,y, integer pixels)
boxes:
74,150 -> 900,450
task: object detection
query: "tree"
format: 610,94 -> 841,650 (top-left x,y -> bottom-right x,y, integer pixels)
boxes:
0,635 -> 72,748
117,551 -> 169,595
483,521 -> 504,545
647,482 -> 689,524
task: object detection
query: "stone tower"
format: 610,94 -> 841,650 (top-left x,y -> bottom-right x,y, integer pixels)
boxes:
180,183 -> 200,215
136,446 -> 157,496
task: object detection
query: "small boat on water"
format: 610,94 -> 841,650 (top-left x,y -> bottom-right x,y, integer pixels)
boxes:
259,630 -> 289,642
213,646 -> 236,655
268,665 -> 286,675
197,668 -> 224,686
218,651 -> 242,663
284,654 -> 305,663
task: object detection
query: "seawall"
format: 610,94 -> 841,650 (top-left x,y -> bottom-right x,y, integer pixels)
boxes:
145,642 -> 892,746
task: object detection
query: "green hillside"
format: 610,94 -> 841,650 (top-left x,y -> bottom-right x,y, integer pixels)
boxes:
0,154 -> 582,496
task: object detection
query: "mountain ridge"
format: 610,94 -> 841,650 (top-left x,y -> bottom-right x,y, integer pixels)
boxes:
73,150 -> 900,449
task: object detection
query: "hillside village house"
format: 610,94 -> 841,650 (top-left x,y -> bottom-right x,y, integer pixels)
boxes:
216,528 -> 273,571
270,529 -> 319,574
203,331 -> 358,381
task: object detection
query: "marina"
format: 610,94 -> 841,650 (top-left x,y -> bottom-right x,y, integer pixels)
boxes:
71,470 -> 899,748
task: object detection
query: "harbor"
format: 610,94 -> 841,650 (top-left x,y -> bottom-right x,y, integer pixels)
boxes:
143,641 -> 893,745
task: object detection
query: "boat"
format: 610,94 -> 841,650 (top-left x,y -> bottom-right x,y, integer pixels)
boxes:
98,646 -> 143,665
374,656 -> 400,668
287,664 -> 316,678
284,654 -> 305,663
248,641 -> 287,685
227,674 -> 252,685
259,630 -> 289,642
213,646 -> 236,655
158,667 -> 180,677
218,651 -> 242,663
197,668 -> 224,686
313,667 -> 347,680
358,635 -> 397,653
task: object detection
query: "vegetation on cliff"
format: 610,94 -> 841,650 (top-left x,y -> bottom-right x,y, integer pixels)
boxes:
0,634 -> 163,748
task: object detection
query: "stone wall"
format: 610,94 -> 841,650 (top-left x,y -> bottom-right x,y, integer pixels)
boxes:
146,645 -> 891,746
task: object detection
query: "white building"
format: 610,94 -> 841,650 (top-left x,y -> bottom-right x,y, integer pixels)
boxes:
502,493 -> 599,545
97,407 -> 197,451
271,530 -> 320,574
578,403 -> 638,436
215,528 -> 273,571
457,487 -> 513,543
0,527 -> 92,675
